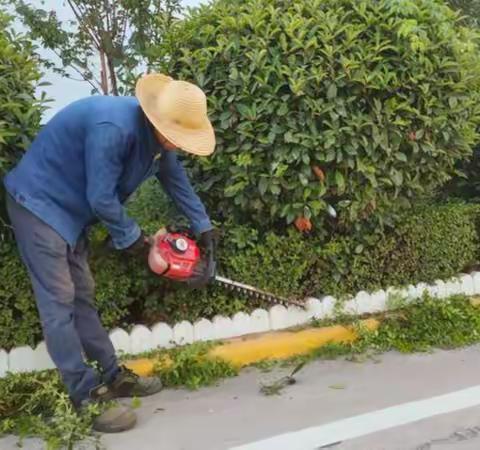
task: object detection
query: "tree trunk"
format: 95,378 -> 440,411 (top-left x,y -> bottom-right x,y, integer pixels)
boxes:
99,50 -> 109,95
107,55 -> 119,96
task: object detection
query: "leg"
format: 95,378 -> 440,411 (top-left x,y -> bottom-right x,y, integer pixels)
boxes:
68,236 -> 120,383
69,236 -> 163,399
6,196 -> 100,405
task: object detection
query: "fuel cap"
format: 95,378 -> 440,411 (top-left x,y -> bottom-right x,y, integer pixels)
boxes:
172,237 -> 188,253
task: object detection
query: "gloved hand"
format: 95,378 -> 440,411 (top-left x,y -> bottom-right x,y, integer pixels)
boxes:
186,229 -> 218,289
123,232 -> 152,258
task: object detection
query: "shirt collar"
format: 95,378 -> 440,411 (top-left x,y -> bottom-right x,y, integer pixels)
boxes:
141,111 -> 164,159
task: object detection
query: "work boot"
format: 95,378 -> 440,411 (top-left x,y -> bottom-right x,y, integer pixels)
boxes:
79,383 -> 137,433
108,366 -> 163,398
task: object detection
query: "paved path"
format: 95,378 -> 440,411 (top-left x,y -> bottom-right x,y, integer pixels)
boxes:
3,346 -> 480,449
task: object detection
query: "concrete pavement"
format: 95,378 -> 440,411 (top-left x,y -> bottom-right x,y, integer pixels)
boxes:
3,346 -> 480,449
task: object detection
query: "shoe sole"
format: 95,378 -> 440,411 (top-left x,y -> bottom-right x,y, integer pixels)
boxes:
93,413 -> 137,433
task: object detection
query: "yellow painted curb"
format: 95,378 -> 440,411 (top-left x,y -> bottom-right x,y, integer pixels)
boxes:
209,319 -> 379,367
124,358 -> 156,377
124,319 -> 379,376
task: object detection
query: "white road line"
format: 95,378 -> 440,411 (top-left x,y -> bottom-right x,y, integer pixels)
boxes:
230,385 -> 480,450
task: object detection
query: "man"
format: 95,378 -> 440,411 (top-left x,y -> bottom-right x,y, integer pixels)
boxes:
3,73 -> 217,433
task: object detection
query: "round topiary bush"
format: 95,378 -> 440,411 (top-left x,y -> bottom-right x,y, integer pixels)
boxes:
0,11 -> 46,236
156,0 -> 480,233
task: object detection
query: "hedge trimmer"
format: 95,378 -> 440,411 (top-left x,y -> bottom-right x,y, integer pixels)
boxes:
148,229 -> 304,308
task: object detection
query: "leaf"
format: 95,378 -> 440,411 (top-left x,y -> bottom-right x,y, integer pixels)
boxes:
448,97 -> 458,108
284,131 -> 294,143
327,83 -> 337,99
325,149 -> 336,162
131,397 -> 142,409
391,170 -> 404,186
299,173 -> 309,186
286,212 -> 296,224
237,104 -> 250,117
259,178 -> 268,196
329,384 -> 346,390
335,171 -> 346,192
312,165 -> 326,182
229,67 -> 239,80
277,103 -> 289,116
395,152 -> 408,162
270,184 -> 281,195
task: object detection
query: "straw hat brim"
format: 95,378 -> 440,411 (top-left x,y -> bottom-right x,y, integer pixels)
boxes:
136,74 -> 215,156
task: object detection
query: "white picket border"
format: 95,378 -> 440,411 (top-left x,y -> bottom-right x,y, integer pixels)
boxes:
2,272 -> 480,377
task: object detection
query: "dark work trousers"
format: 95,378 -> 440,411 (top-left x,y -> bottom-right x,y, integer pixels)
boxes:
6,195 -> 120,405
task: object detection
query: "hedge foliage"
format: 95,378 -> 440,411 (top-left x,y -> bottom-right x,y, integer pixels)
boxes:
1,188 -> 479,350
309,202 -> 480,296
154,0 -> 480,233
0,11 -> 46,235
448,0 -> 480,26
3,0 -> 480,354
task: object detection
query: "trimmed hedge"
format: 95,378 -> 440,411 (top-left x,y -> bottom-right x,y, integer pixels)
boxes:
309,202 -> 480,297
154,0 -> 480,234
1,194 -> 479,350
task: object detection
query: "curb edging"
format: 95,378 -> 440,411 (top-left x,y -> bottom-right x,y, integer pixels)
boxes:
124,319 -> 380,376
2,272 -> 480,377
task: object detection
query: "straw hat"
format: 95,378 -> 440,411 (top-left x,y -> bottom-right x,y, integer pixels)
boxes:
136,73 -> 215,156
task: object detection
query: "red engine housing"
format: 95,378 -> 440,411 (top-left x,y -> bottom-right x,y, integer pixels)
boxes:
153,232 -> 201,280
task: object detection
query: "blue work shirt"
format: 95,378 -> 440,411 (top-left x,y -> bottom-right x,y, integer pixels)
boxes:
4,96 -> 212,249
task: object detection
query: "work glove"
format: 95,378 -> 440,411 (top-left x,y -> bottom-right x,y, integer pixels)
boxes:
103,231 -> 152,258
186,229 -> 218,290
123,231 -> 152,258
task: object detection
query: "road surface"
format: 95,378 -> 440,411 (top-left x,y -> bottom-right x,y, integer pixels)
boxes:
3,346 -> 480,449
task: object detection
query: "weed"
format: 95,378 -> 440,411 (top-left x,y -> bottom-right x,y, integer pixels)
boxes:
252,359 -> 280,373
152,342 -> 239,390
0,342 -> 237,448
0,371 -> 104,449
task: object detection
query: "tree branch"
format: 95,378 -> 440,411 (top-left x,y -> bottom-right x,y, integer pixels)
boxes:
120,15 -> 128,47
104,0 -> 111,32
50,48 -> 101,93
67,0 -> 102,50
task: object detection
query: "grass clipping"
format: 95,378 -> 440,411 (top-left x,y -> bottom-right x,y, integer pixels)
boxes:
0,342 -> 237,449
2,294 -> 480,448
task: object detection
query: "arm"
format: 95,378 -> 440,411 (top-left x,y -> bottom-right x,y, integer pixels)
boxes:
84,123 -> 141,249
156,150 -> 212,234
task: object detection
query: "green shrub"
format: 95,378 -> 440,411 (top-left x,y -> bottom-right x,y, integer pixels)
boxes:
447,0 -> 480,26
0,11 -> 47,236
0,240 -> 43,349
154,0 -> 480,233
370,294 -> 480,352
1,200 -> 479,350
310,202 -> 480,297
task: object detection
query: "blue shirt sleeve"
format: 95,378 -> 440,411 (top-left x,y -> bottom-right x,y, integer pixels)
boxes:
156,150 -> 212,234
84,123 -> 141,249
